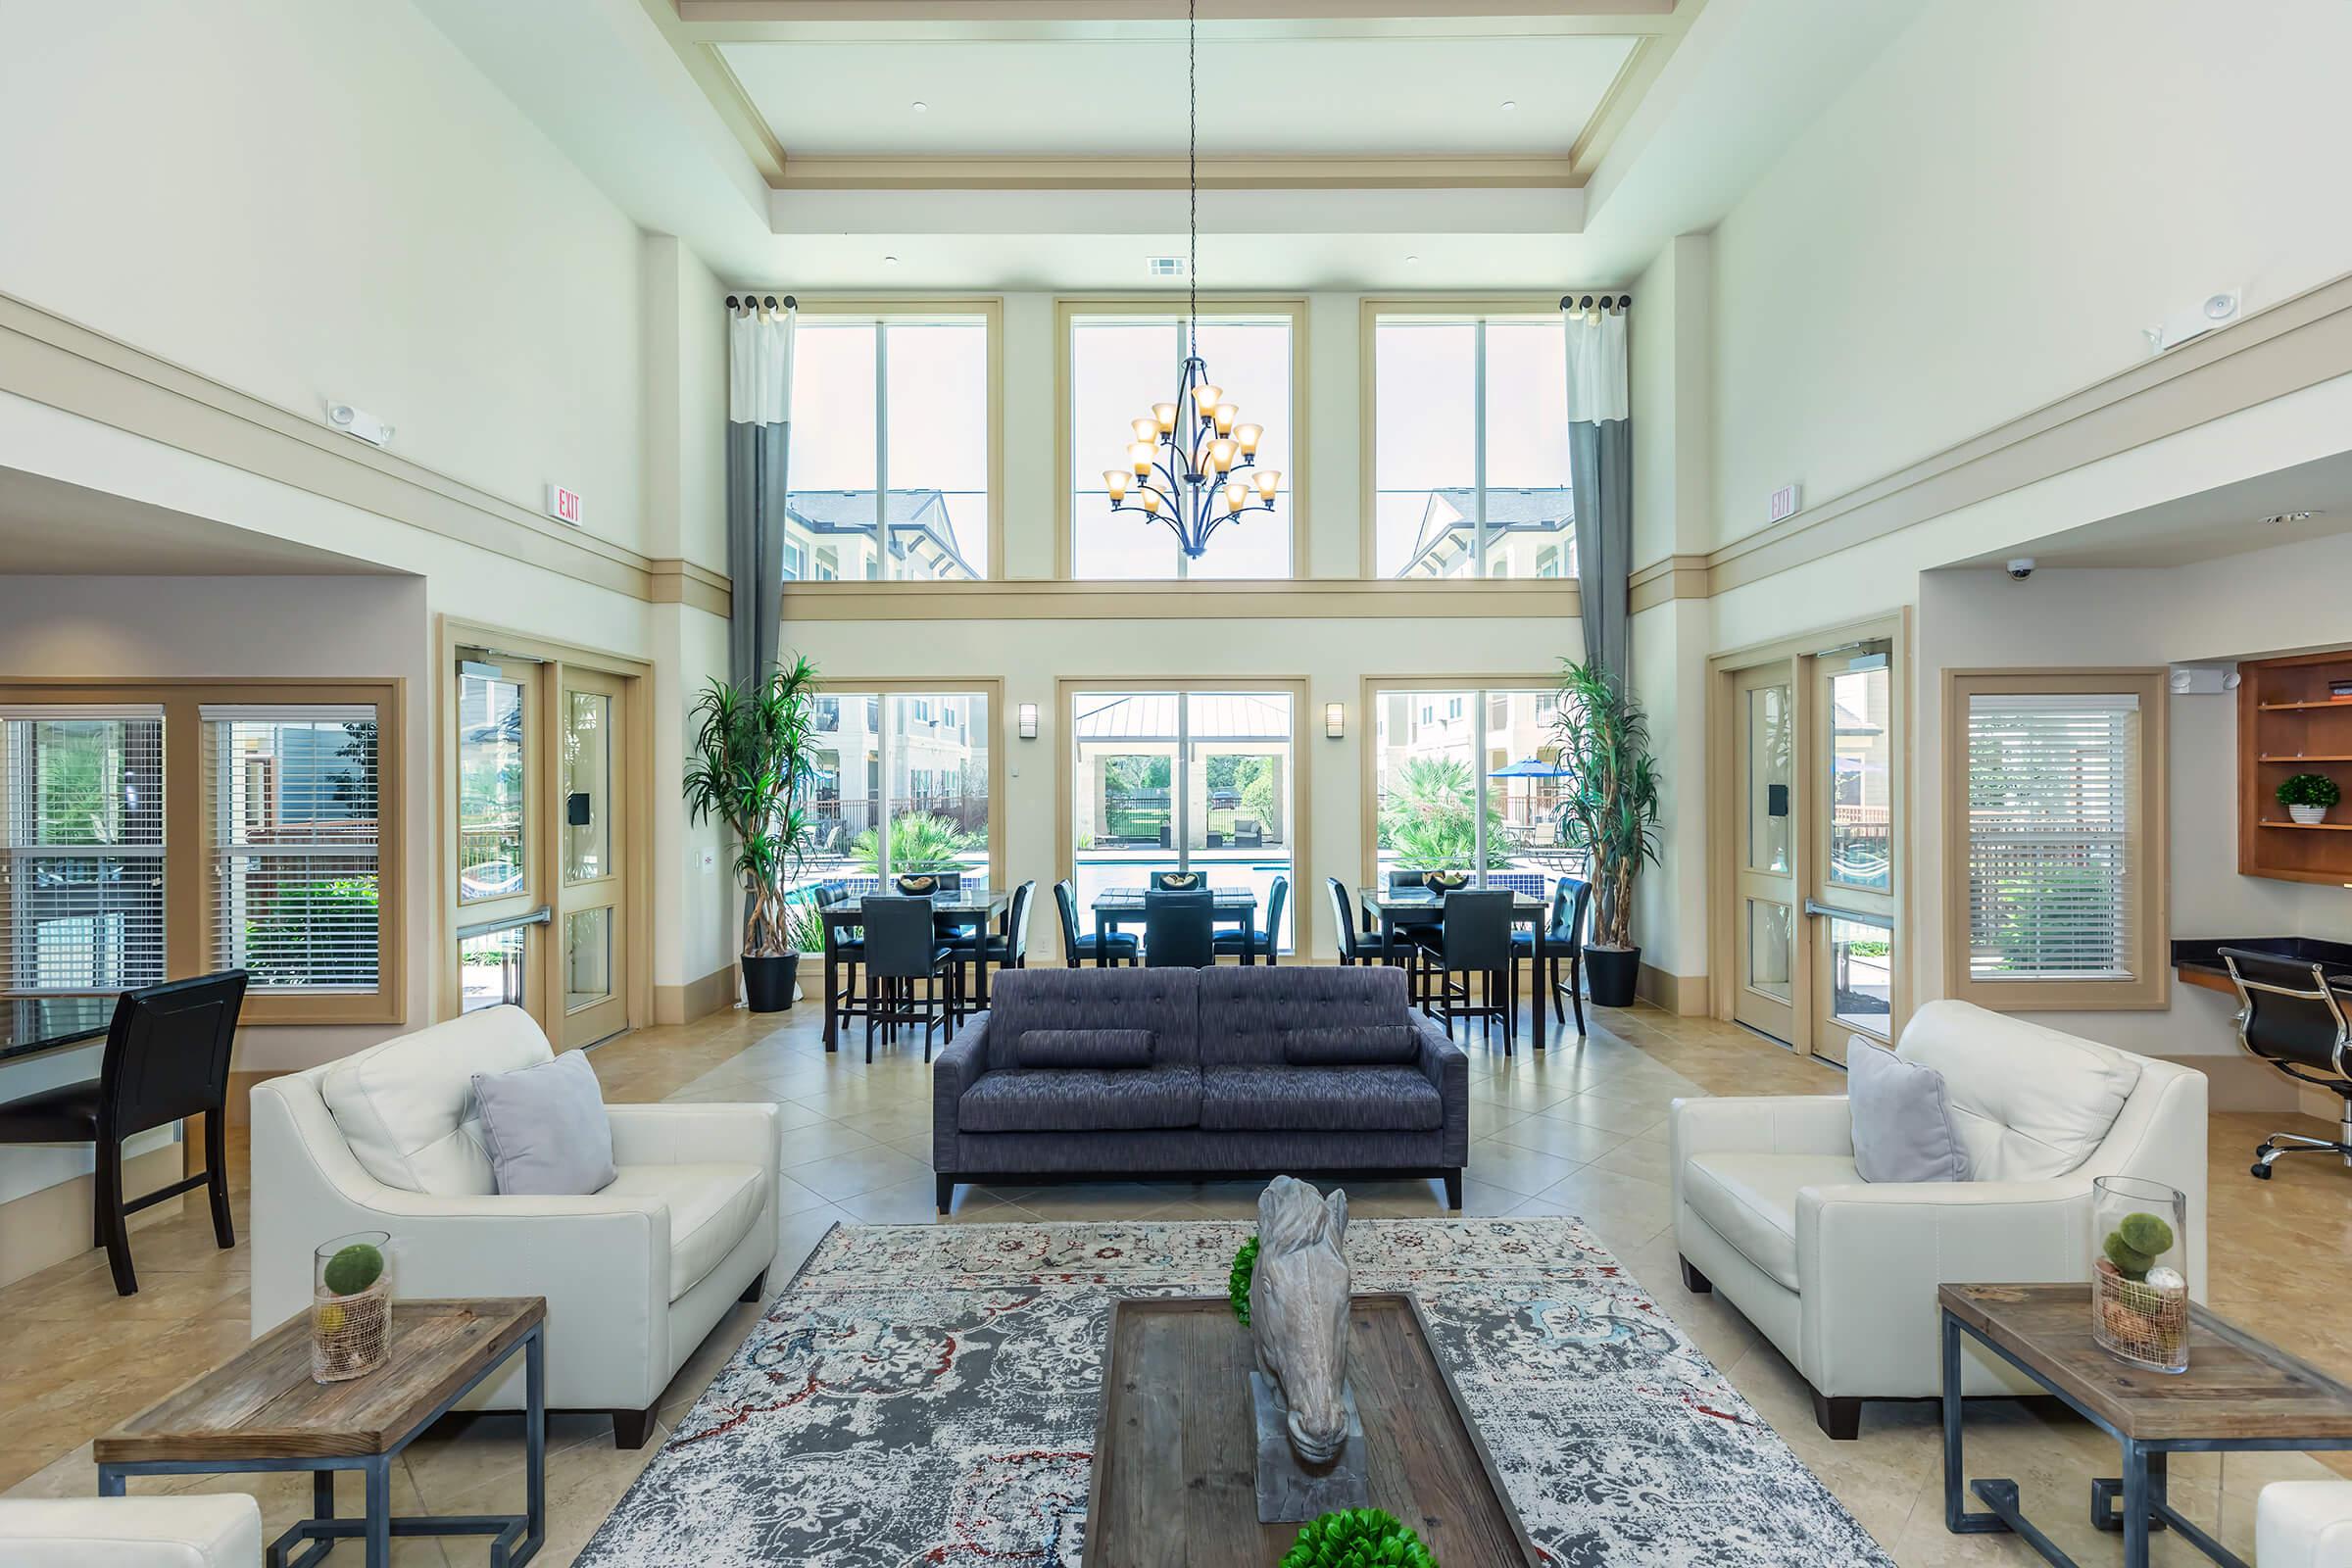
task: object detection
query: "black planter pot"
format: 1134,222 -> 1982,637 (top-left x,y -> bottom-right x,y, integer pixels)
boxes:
742,953 -> 801,1013
1584,946 -> 1642,1008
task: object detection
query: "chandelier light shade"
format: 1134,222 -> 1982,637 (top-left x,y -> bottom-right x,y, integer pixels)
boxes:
1097,0 -> 1278,563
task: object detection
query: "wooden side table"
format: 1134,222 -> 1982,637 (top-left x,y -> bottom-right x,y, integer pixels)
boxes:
1939,1283 -> 2352,1568
95,1297 -> 547,1568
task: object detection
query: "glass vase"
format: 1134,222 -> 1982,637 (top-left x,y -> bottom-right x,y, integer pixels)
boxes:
312,1230 -> 394,1384
2089,1176 -> 2188,1373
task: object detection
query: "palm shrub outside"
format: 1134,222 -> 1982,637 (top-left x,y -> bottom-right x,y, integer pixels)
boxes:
1377,756 -> 1510,871
853,813 -> 984,876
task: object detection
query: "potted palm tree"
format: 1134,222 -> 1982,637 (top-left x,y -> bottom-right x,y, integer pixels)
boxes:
684,656 -> 821,1012
1549,661 -> 1662,1008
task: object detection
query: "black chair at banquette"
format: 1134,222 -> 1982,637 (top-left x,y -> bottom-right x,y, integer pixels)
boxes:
1212,875 -> 1288,965
0,971 -> 248,1295
1054,879 -> 1140,966
1326,876 -> 1371,965
1421,890 -> 1515,1052
950,879 -> 1036,1006
1515,875 -> 1594,1038
2223,947 -> 2352,1180
859,896 -> 961,1064
1143,888 -> 1216,969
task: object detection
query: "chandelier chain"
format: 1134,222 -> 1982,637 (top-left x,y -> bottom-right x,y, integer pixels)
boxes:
1187,0 -> 1197,359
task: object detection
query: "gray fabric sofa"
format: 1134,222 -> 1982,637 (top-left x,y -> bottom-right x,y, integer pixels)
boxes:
932,964 -> 1468,1211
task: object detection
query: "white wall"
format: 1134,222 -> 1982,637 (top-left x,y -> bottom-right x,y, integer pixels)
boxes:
1708,0 -> 2352,552
0,0 -> 650,556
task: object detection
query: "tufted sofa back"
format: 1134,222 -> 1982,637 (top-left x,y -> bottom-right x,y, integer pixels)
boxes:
1197,964 -> 1413,1066
985,967 -> 1202,1069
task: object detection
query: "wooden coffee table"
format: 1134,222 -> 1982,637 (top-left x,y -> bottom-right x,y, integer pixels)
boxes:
1085,1293 -> 1540,1567
1940,1283 -> 2352,1568
96,1298 -> 546,1568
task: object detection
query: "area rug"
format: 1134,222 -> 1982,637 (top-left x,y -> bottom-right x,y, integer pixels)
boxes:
576,1217 -> 1892,1567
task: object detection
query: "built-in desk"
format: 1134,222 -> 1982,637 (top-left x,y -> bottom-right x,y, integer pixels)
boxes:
0,995 -> 114,1066
2171,936 -> 2352,998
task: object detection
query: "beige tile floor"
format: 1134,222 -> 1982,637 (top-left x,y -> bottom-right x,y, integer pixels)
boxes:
4,992 -> 2347,1565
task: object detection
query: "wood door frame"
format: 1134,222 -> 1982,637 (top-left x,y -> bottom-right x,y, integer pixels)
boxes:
555,665 -> 631,1048
434,618 -> 653,1037
1726,661 -> 1800,1044
1706,610 -> 1913,1054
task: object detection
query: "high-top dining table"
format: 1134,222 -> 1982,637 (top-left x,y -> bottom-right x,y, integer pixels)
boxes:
1090,887 -> 1262,965
1356,885 -> 1552,1047
815,887 -> 1010,1054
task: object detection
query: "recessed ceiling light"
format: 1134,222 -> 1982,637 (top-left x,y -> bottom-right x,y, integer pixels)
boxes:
910,100 -> 927,113
2263,510 -> 2319,524
1500,100 -> 1517,112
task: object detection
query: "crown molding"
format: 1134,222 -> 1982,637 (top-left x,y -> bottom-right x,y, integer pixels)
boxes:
774,154 -> 1583,192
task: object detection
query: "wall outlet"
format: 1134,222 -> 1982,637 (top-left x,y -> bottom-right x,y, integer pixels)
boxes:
699,849 -> 716,871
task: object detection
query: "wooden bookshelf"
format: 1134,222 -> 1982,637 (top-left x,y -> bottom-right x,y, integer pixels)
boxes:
2239,649 -> 2352,885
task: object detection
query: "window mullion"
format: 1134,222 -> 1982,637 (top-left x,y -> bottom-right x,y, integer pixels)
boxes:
1473,318 -> 1489,579
1176,691 -> 1191,872
873,321 -> 890,584
1473,687 -> 1489,887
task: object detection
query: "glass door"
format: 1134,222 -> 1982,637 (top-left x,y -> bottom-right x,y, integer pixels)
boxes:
1732,663 -> 1798,1044
1186,691 -> 1294,951
1807,643 -> 1898,1059
455,657 -> 538,1015
558,669 -> 626,1047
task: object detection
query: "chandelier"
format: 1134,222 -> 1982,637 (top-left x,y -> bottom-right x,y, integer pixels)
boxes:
1097,0 -> 1279,560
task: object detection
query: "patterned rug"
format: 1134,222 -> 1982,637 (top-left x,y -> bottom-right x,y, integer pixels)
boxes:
576,1218 -> 1892,1567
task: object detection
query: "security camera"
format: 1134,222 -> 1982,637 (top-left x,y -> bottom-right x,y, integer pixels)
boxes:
2005,558 -> 2035,580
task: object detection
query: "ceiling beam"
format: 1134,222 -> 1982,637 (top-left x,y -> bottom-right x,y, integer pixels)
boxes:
675,1 -> 1680,25
775,154 -> 1581,191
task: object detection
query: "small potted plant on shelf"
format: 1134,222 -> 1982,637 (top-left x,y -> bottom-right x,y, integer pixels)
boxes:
685,656 -> 822,1012
2278,771 -> 2342,826
1549,661 -> 1662,1009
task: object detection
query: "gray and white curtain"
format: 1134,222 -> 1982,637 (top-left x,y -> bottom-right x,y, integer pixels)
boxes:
727,299 -> 796,692
1564,295 -> 1632,688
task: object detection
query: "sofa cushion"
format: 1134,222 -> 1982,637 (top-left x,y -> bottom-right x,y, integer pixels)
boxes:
1846,1036 -> 1970,1183
1199,1064 -> 1442,1133
471,1051 -> 617,1196
1682,1152 -> 1862,1292
320,1006 -> 553,1196
1284,1024 -> 1419,1067
1017,1028 -> 1154,1070
1897,1001 -> 2141,1181
984,969 -> 1201,1069
602,1162 -> 766,1303
960,1066 -> 1200,1133
1197,965 -> 1413,1066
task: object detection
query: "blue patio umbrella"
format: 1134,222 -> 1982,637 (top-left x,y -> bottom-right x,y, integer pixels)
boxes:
1488,757 -> 1572,779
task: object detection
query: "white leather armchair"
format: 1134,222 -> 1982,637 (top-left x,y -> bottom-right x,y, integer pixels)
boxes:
1671,1001 -> 2207,1438
250,1007 -> 779,1447
0,1496 -> 261,1567
2260,1482 -> 2352,1566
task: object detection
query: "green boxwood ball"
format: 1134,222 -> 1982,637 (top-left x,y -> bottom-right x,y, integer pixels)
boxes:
2102,1232 -> 2153,1280
1278,1508 -> 1440,1568
322,1242 -> 385,1297
2116,1211 -> 2174,1258
1229,1235 -> 1260,1326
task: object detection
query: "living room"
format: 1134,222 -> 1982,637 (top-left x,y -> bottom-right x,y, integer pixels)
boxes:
4,1 -> 2352,1564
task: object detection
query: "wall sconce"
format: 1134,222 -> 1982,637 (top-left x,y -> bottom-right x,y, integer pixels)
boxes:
1324,702 -> 1346,740
1018,703 -> 1039,740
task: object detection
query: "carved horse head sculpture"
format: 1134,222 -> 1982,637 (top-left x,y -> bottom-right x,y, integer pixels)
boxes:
1250,1175 -> 1352,1464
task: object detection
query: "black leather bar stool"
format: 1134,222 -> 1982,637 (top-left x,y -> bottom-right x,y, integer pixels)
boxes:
0,971 -> 248,1295
1422,891 -> 1515,1052
1143,888 -> 1215,968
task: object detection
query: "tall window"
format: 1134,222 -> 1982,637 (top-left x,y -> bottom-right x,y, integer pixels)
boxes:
1372,312 -> 1573,580
1950,672 -> 2166,1009
1067,310 -> 1296,579
204,706 -> 381,993
796,689 -> 993,894
0,708 -> 166,996
787,313 -> 992,582
1371,684 -> 1579,895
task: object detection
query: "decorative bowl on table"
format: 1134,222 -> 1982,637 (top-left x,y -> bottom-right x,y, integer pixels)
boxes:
1422,871 -> 1470,892
2089,1176 -> 2188,1373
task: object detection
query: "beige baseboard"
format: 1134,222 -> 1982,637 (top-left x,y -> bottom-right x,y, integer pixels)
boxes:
0,1143 -> 182,1291
1637,962 -> 1709,1016
654,963 -> 740,1025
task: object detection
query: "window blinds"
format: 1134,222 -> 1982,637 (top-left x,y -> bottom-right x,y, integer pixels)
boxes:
1965,692 -> 2139,982
0,707 -> 168,997
202,705 -> 380,992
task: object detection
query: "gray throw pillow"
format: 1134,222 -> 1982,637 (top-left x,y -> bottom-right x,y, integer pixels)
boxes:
1285,1024 -> 1420,1066
1017,1028 -> 1154,1069
1846,1035 -> 1970,1183
470,1051 -> 617,1196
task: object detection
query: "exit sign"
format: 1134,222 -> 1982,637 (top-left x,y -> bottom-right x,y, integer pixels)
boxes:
1768,483 -> 1801,523
545,484 -> 583,526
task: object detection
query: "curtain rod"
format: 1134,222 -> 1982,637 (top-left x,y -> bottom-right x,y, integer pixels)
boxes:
725,294 -> 796,314
1561,294 -> 1632,314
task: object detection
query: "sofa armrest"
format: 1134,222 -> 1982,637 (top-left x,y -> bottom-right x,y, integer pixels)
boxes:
0,1495 -> 264,1568
1414,1014 -> 1469,1162
933,1012 -> 992,1162
1796,1179 -> 2091,1398
1670,1095 -> 1853,1163
607,1102 -> 780,1169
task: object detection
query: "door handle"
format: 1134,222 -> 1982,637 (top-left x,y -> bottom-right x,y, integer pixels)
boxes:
1802,899 -> 1893,931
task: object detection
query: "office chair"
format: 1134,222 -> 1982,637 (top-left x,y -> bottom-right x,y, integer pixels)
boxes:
2222,947 -> 2352,1180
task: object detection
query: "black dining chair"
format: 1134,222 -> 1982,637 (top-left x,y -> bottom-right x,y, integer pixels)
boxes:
950,879 -> 1036,1005
2222,948 -> 2352,1179
1144,888 -> 1216,968
1515,876 -> 1593,1038
1149,870 -> 1206,891
1385,868 -> 1433,891
1054,878 -> 1139,966
1325,876 -> 1370,965
809,880 -> 866,1038
0,971 -> 248,1296
1213,875 -> 1287,966
859,896 -> 961,1064
1422,890 -> 1515,1052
